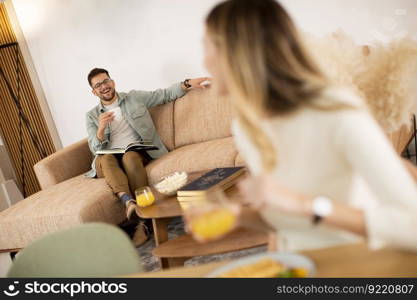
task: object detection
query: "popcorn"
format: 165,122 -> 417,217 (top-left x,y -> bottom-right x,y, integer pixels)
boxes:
154,172 -> 188,196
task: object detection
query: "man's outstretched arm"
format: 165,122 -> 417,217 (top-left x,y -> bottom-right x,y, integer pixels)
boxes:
132,77 -> 210,108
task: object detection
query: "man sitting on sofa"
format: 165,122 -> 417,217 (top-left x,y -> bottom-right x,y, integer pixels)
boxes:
85,68 -> 208,244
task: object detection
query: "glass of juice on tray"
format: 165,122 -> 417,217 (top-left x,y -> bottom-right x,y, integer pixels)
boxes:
135,186 -> 155,207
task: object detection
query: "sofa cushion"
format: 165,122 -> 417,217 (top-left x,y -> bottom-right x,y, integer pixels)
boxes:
146,137 -> 238,184
174,88 -> 233,148
0,175 -> 124,250
149,102 -> 175,150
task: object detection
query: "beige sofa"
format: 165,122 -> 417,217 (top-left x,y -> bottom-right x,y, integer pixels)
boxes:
0,88 -> 244,251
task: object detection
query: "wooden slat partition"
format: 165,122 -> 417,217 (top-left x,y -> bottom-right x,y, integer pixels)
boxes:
0,4 -> 55,196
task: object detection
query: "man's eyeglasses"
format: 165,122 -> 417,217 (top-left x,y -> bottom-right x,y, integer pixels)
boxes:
93,78 -> 113,90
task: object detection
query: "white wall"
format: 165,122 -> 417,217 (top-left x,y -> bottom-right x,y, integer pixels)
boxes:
283,0 -> 417,44
11,0 -> 417,147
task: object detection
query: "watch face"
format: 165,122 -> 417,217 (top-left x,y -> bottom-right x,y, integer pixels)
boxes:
313,196 -> 333,217
184,79 -> 191,88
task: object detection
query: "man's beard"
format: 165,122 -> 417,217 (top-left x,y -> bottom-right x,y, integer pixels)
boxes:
100,89 -> 116,101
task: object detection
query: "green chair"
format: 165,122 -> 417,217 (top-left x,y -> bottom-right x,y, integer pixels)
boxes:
7,223 -> 142,277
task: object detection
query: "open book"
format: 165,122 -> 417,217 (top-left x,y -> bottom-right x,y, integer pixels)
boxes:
95,141 -> 159,155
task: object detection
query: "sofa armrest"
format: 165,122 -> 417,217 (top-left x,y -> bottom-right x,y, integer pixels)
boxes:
34,138 -> 93,189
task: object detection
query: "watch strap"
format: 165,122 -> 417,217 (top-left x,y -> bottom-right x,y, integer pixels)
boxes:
311,196 -> 333,226
312,214 -> 323,225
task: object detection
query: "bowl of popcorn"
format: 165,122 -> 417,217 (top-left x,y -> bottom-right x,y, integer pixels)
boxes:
153,171 -> 188,196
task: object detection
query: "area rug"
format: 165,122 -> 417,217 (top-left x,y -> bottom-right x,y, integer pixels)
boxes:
135,217 -> 267,272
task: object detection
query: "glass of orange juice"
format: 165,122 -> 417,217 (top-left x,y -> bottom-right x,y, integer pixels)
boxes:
135,186 -> 155,207
184,189 -> 240,243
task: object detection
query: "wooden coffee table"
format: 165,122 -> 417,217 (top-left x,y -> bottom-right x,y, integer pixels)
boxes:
135,170 -> 269,269
135,171 -> 205,243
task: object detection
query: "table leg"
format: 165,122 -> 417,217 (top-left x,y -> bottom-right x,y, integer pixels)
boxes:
167,257 -> 189,268
152,218 -> 170,269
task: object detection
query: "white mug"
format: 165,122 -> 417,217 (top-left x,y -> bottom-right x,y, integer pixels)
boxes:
108,107 -> 122,122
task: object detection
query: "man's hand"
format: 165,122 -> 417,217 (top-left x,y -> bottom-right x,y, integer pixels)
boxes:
182,77 -> 212,90
98,111 -> 114,129
96,111 -> 114,141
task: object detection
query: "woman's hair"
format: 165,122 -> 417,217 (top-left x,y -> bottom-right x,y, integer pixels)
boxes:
206,0 -> 330,171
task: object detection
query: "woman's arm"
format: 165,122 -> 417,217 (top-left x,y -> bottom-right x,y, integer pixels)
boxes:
305,197 -> 366,236
238,175 -> 367,236
334,110 -> 417,209
333,110 -> 417,247
238,158 -> 417,250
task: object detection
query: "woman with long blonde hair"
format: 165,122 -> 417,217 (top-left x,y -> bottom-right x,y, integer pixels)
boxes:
203,0 -> 417,251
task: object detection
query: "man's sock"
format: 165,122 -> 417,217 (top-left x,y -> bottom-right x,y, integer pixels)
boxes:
119,193 -> 135,206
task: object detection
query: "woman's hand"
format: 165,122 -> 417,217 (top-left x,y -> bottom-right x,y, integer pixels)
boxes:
237,174 -> 312,217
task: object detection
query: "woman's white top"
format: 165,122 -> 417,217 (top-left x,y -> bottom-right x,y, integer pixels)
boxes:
232,87 -> 417,252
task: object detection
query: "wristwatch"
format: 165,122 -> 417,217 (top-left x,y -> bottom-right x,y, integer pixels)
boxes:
183,79 -> 192,89
311,196 -> 333,225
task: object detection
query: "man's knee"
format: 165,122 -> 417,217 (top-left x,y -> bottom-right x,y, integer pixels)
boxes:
99,154 -> 118,166
122,151 -> 144,166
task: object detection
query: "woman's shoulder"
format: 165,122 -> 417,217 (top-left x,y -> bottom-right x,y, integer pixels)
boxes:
264,86 -> 367,125
316,87 -> 384,145
265,87 -> 377,141
232,85 -> 375,135
317,85 -> 366,108
299,85 -> 371,124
